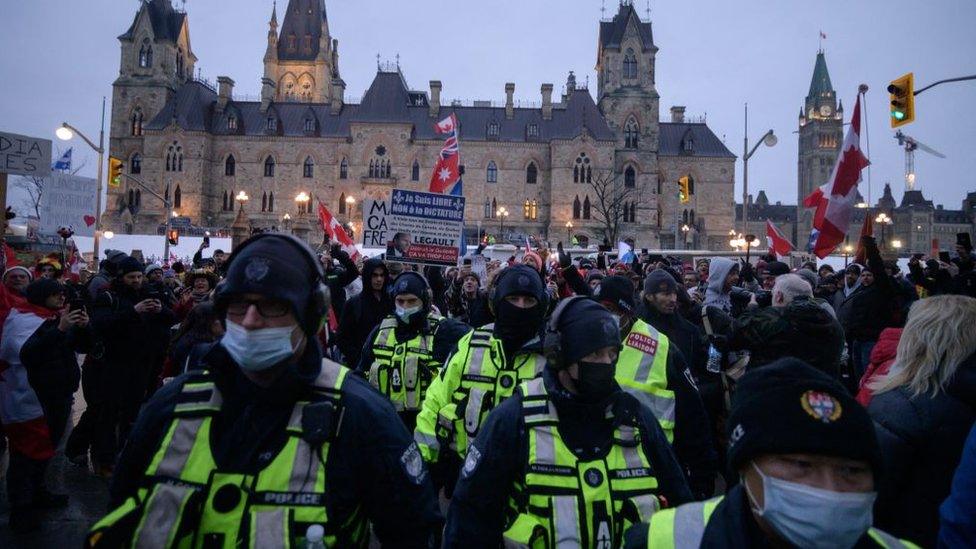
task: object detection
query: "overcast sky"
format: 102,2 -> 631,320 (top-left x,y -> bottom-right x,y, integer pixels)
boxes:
2,0 -> 974,213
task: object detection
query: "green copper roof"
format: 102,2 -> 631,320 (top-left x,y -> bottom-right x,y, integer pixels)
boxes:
807,51 -> 834,99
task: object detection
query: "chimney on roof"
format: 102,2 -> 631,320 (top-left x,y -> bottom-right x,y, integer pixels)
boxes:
541,83 -> 553,120
505,83 -> 515,120
216,76 -> 234,112
260,77 -> 275,112
331,78 -> 345,115
429,80 -> 442,118
670,106 -> 686,123
747,194 -> 754,206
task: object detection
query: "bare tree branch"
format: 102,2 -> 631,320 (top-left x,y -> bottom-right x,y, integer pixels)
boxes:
583,168 -> 647,245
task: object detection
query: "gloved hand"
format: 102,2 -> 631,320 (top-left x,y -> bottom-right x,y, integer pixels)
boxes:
331,243 -> 350,262
740,260 -> 755,283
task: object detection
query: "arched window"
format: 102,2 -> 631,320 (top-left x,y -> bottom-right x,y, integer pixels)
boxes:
227,114 -> 237,131
526,162 -> 538,184
135,189 -> 142,207
368,160 -> 375,178
131,108 -> 144,136
130,153 -> 141,174
262,192 -> 268,212
225,155 -> 236,176
689,210 -> 695,224
176,48 -> 185,78
263,156 -> 275,177
338,192 -> 346,214
222,190 -> 229,212
128,189 -> 135,208
491,198 -> 497,219
268,192 -> 274,213
625,118 -> 639,148
483,198 -> 492,219
573,196 -> 581,219
412,160 -> 420,181
487,161 -> 498,183
583,196 -> 591,220
164,184 -> 170,203
303,157 -> 314,178
574,153 -> 591,183
174,185 -> 182,209
682,209 -> 688,224
623,48 -> 638,79
139,39 -> 153,68
339,158 -> 348,179
166,143 -> 183,172
624,166 -> 636,188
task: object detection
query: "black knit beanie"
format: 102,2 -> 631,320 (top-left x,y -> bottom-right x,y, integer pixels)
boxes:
553,298 -> 621,367
26,278 -> 64,307
727,357 -> 882,477
643,269 -> 678,295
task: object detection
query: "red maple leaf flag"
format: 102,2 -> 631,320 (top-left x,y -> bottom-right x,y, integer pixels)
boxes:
317,201 -> 360,261
803,93 -> 871,258
766,220 -> 795,259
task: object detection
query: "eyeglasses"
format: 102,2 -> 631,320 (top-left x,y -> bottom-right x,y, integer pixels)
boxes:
226,298 -> 291,318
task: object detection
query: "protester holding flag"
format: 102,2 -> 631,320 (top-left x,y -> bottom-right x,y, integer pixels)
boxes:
841,236 -> 895,379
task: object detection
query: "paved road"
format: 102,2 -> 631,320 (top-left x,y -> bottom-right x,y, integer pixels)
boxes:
0,391 -> 109,548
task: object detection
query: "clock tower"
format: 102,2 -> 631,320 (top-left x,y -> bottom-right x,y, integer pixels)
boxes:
797,50 -> 844,243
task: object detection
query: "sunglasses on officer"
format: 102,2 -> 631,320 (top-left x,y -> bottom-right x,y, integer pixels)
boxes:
225,297 -> 291,318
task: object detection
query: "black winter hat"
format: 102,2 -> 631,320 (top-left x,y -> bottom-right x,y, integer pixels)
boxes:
117,256 -> 144,276
25,278 -> 64,307
958,233 -> 973,253
727,357 -> 882,477
554,298 -> 621,367
216,235 -> 321,330
643,269 -> 678,295
492,265 -> 547,308
765,261 -> 790,277
593,275 -> 635,313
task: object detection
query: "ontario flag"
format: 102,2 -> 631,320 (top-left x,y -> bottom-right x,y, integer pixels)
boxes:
429,113 -> 463,196
317,200 -> 360,261
802,93 -> 871,258
766,220 -> 795,259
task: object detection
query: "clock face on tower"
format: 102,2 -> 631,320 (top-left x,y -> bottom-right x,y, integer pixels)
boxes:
820,105 -> 832,117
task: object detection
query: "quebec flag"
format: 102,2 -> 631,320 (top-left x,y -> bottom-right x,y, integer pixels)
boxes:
52,148 -> 72,171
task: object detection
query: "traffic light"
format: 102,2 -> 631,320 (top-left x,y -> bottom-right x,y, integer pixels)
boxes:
888,72 -> 915,128
678,175 -> 692,204
108,157 -> 124,187
167,228 -> 179,246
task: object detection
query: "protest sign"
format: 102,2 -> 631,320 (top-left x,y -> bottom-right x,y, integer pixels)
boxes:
364,190 -> 465,266
38,172 -> 98,237
0,131 -> 52,176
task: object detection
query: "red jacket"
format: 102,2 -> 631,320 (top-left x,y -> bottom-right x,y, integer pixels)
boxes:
856,327 -> 903,406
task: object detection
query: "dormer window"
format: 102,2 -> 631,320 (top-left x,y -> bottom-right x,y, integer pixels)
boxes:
266,117 -> 277,132
288,34 -> 297,52
304,118 -> 315,133
487,122 -> 499,139
527,124 -> 539,138
139,39 -> 153,68
304,34 -> 312,53
227,114 -> 237,130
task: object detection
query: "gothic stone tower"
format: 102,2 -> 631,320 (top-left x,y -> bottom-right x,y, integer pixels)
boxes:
797,50 -> 843,242
109,0 -> 195,228
262,0 -> 340,105
596,1 -> 660,244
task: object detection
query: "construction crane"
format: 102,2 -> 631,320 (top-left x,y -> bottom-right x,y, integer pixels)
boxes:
894,130 -> 946,191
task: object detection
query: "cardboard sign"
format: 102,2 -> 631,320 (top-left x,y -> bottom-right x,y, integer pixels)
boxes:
38,172 -> 98,237
0,131 -> 52,176
385,190 -> 465,266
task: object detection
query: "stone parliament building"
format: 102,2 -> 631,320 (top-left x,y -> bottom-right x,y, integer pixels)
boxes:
105,0 -> 737,250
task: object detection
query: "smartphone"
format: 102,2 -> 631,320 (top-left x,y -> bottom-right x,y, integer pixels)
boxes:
462,258 -> 472,266
939,251 -> 951,263
69,298 -> 87,313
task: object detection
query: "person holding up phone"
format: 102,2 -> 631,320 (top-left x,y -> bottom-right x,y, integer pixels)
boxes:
8,279 -> 93,531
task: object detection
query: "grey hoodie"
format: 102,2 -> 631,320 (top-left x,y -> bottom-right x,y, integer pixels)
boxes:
703,257 -> 738,314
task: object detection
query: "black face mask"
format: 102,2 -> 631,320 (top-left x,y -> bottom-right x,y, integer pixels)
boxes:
574,360 -> 616,403
494,299 -> 543,344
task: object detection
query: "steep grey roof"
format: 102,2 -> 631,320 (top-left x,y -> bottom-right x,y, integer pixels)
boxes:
120,0 -> 185,42
900,190 -> 934,209
808,51 -> 834,99
659,123 -> 736,158
735,202 -> 797,223
277,0 -> 328,61
146,71 -> 617,142
600,3 -> 653,49
934,208 -> 969,223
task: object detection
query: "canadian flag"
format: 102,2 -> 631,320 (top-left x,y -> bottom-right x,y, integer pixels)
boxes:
802,93 -> 871,258
317,201 -> 360,261
766,220 -> 795,259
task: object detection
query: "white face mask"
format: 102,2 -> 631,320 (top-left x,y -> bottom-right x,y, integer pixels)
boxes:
395,304 -> 423,324
221,320 -> 301,372
745,461 -> 876,549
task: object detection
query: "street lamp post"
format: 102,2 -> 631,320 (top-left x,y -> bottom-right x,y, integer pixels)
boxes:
295,191 -> 310,215
57,97 -> 106,262
744,233 -> 761,264
345,195 -> 356,223
741,103 -> 777,235
565,221 -> 573,244
843,243 -> 854,267
497,206 -> 509,241
875,212 -> 892,249
681,224 -> 690,250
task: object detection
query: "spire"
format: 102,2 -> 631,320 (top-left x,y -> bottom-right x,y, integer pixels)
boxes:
807,51 -> 834,100
264,1 -> 278,63
277,0 -> 330,62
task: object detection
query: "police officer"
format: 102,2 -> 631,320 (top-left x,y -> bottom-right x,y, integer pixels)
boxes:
414,264 -> 548,490
87,234 -> 441,548
444,297 -> 692,547
596,275 -> 717,500
358,271 -> 442,430
625,358 -> 919,548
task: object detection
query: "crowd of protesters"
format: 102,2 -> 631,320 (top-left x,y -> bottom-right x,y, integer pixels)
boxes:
0,226 -> 974,547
